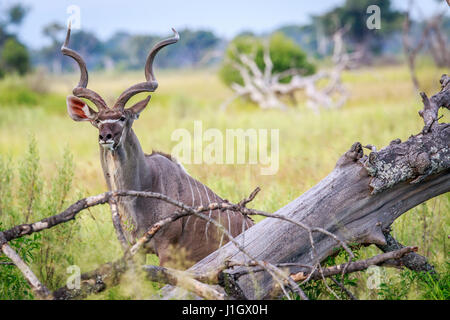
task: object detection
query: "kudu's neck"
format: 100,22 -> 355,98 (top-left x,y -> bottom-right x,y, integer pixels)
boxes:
100,128 -> 150,192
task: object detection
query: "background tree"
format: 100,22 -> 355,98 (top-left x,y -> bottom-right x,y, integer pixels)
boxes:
36,26 -> 104,73
314,0 -> 403,58
37,27 -> 222,72
274,24 -> 320,57
219,32 -> 315,88
1,38 -> 29,75
158,29 -> 221,68
218,29 -> 359,111
104,29 -> 221,69
0,3 -> 30,77
402,0 -> 450,91
37,22 -> 65,73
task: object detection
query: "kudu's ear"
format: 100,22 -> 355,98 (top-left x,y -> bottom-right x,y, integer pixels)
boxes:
66,95 -> 97,121
127,96 -> 151,118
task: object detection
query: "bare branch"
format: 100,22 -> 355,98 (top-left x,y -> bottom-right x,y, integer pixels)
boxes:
143,265 -> 226,300
0,233 -> 51,299
330,277 -> 357,300
109,198 -> 130,251
289,246 -> 417,281
418,74 -> 450,132
377,230 -> 435,273
402,0 -> 431,91
262,39 -> 273,82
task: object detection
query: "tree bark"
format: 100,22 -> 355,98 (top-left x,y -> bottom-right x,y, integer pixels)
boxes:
163,75 -> 450,299
376,230 -> 435,273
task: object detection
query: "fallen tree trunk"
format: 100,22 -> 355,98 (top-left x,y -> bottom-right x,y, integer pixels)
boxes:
163,74 -> 450,299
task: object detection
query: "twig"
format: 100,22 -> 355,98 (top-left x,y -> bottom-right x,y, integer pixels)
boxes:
418,74 -> 450,133
290,246 -> 417,281
142,265 -> 225,300
109,198 -> 130,252
330,277 -> 357,300
377,230 -> 435,274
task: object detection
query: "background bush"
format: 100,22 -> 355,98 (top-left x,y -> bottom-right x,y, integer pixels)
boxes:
0,38 -> 30,76
219,32 -> 316,87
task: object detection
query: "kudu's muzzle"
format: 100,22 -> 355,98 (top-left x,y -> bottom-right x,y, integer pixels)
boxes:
99,123 -> 122,149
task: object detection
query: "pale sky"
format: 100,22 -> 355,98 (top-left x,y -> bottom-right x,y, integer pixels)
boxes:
5,0 -> 448,49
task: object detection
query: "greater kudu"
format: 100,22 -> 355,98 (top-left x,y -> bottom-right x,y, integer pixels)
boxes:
62,26 -> 254,267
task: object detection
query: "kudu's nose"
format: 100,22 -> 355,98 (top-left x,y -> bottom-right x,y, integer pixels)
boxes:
99,133 -> 113,141
99,126 -> 116,143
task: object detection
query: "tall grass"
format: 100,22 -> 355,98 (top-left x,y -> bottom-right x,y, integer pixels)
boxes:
0,138 -> 77,298
0,63 -> 448,299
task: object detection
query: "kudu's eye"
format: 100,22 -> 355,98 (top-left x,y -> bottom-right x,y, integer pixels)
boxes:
120,116 -> 126,122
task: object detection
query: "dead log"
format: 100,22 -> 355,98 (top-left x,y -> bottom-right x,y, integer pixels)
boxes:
164,74 -> 450,299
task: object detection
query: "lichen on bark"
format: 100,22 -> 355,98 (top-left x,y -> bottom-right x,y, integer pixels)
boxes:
363,75 -> 450,194
363,124 -> 450,194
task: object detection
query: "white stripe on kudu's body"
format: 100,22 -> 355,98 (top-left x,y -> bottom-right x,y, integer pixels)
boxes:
62,26 -> 253,267
183,174 -> 195,228
203,184 -> 212,241
191,179 -> 203,236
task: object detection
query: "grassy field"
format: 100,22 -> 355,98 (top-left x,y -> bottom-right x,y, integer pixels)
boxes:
0,62 -> 448,299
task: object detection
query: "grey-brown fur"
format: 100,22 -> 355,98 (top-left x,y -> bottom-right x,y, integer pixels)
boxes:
100,127 -> 254,266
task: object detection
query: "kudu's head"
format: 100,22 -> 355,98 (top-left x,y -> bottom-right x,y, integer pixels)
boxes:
62,25 -> 179,151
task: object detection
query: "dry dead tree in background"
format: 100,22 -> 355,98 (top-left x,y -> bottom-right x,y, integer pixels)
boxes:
0,75 -> 449,300
403,0 -> 450,91
221,27 -> 361,112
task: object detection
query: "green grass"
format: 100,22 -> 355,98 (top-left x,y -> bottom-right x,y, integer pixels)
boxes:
0,63 -> 448,299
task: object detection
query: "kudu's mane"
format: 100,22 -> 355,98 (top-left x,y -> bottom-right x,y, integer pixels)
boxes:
147,150 -> 174,162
